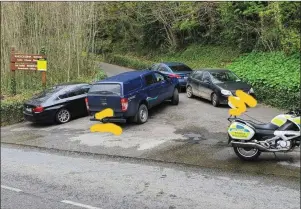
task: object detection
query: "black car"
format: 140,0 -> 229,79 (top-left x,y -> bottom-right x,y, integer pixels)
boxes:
186,69 -> 255,107
23,82 -> 91,124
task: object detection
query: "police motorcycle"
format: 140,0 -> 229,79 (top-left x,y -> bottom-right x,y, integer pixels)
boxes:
227,108 -> 300,161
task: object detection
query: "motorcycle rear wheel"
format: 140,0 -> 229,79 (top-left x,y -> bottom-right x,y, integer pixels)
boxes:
233,147 -> 261,161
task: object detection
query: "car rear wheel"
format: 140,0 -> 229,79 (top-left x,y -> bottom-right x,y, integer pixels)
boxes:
56,108 -> 71,124
211,93 -> 220,107
171,88 -> 179,105
136,104 -> 148,124
186,86 -> 193,98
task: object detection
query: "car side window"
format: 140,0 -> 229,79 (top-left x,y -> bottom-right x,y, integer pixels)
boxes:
150,64 -> 159,71
194,71 -> 203,81
190,71 -> 197,79
154,73 -> 166,83
79,85 -> 90,94
202,72 -> 210,82
58,92 -> 69,99
157,66 -> 169,72
58,88 -> 78,99
67,85 -> 90,97
144,74 -> 155,86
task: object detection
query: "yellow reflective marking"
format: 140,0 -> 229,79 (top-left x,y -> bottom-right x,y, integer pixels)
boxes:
271,118 -> 285,127
90,108 -> 123,136
228,90 -> 257,116
291,117 -> 300,125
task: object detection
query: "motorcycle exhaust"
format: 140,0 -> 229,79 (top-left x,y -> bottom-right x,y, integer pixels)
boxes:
230,141 -> 285,152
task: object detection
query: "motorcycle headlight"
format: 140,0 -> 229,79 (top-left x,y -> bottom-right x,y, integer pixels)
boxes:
249,87 -> 254,94
221,89 -> 232,96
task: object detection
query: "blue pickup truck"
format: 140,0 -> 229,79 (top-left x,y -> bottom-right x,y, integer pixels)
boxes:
86,70 -> 180,124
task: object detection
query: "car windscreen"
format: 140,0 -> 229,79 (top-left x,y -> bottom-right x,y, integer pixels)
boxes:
89,83 -> 121,96
210,71 -> 241,83
169,64 -> 192,72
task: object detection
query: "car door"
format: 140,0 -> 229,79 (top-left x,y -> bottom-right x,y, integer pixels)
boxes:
153,72 -> 173,100
60,85 -> 90,117
73,84 -> 90,115
199,71 -> 213,100
63,87 -> 84,117
192,71 -> 203,97
143,73 -> 162,108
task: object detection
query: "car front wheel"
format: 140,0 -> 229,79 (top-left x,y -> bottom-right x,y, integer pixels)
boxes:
211,93 -> 220,107
186,86 -> 193,98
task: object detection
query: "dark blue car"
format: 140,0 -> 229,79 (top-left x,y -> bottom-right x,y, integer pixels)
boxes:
87,70 -> 180,124
150,62 -> 193,91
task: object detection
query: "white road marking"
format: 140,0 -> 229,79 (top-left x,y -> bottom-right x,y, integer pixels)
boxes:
1,185 -> 22,192
61,200 -> 101,209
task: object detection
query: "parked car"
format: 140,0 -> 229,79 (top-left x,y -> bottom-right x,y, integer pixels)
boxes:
186,69 -> 255,107
149,62 -> 193,91
23,82 -> 91,124
87,70 -> 180,124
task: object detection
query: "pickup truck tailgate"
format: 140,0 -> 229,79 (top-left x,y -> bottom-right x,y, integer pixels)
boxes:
88,95 -> 122,113
87,83 -> 123,114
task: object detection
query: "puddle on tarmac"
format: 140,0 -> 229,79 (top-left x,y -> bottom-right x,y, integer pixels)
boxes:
175,126 -> 226,141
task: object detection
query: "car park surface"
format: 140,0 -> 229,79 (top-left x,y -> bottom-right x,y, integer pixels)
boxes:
1,62 -> 300,178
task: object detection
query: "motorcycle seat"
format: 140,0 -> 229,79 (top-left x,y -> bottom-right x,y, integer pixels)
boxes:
247,122 -> 278,130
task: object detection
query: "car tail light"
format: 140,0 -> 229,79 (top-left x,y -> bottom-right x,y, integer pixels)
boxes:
121,98 -> 128,112
85,97 -> 89,110
168,74 -> 181,79
33,106 -> 44,113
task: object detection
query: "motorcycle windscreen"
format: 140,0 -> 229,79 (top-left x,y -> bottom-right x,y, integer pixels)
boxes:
228,122 -> 255,140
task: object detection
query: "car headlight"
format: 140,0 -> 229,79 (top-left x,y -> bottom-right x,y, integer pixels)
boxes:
221,89 -> 232,96
248,87 -> 254,94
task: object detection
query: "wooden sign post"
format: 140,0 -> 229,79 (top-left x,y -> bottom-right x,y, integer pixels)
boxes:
10,47 -> 47,95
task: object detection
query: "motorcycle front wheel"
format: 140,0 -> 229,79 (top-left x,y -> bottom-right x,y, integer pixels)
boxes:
233,147 -> 261,161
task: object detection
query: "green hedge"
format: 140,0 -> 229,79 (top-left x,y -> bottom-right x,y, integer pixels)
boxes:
1,93 -> 35,126
1,69 -> 107,126
227,52 -> 300,109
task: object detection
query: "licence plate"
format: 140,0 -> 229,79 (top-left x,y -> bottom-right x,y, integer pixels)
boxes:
184,76 -> 188,80
25,107 -> 32,112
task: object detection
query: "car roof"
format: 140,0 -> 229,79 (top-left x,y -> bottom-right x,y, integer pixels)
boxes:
48,83 -> 89,95
195,68 -> 231,73
97,70 -> 151,83
161,62 -> 186,67
55,82 -> 89,87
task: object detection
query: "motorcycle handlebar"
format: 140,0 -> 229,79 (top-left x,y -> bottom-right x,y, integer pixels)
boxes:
286,108 -> 301,116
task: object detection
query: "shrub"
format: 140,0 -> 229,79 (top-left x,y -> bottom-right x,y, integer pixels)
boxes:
227,52 -> 300,109
1,92 -> 38,126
